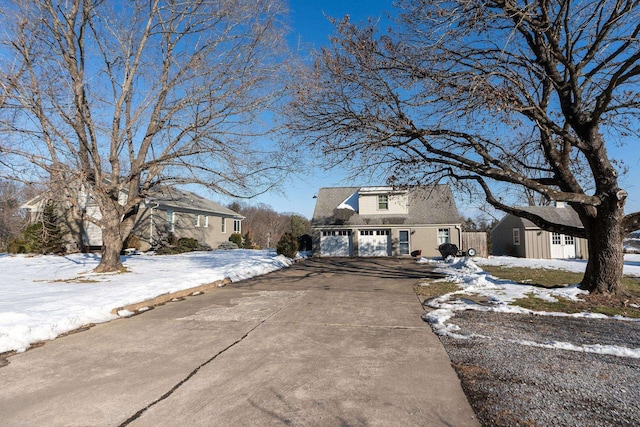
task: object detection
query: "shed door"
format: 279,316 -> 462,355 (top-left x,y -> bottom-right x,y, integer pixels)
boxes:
320,230 -> 352,256
550,233 -> 576,259
358,230 -> 390,256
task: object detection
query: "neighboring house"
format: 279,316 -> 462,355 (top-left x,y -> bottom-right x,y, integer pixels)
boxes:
21,186 -> 243,252
311,185 -> 462,257
491,202 -> 588,259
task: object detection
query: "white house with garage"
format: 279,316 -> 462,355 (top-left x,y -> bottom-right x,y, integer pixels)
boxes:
491,202 -> 588,259
311,185 -> 462,258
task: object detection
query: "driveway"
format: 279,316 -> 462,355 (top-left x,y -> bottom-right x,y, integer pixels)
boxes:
0,257 -> 478,426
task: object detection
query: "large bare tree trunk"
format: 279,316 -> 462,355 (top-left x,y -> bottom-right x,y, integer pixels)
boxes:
580,201 -> 626,294
94,208 -> 125,273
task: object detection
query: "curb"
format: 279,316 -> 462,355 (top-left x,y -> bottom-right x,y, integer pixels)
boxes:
110,277 -> 233,315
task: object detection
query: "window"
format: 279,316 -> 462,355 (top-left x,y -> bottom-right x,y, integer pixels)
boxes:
438,228 -> 450,245
323,230 -> 351,236
565,235 -> 574,245
203,216 -> 208,228
233,219 -> 241,233
194,214 -> 200,227
377,194 -> 388,210
221,217 -> 226,233
551,232 -> 562,245
512,228 -> 520,246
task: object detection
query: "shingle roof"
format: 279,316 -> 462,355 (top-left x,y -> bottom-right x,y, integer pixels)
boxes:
147,187 -> 243,218
311,185 -> 460,226
516,205 -> 583,229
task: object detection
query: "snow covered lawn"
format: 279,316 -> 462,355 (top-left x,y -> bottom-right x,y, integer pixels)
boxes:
0,250 -> 293,354
419,254 -> 640,359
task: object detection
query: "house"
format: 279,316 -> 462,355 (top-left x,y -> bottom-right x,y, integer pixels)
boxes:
21,186 -> 243,252
491,202 -> 588,259
311,185 -> 462,257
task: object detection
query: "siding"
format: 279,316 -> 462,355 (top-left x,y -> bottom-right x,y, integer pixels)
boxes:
132,207 -> 240,251
492,215 -> 525,257
402,225 -> 461,257
524,229 -> 551,259
358,192 -> 408,215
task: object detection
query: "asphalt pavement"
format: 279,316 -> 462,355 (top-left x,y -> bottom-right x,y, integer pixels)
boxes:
0,257 -> 478,426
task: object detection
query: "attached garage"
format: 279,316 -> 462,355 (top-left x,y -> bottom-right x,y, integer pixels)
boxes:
358,229 -> 390,256
320,230 -> 352,256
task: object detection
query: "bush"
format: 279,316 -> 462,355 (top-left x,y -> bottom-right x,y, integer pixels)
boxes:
218,241 -> 239,250
9,201 -> 66,254
242,232 -> 254,249
177,237 -> 199,250
276,232 -> 298,258
229,233 -> 242,247
123,234 -> 141,250
154,237 -> 209,255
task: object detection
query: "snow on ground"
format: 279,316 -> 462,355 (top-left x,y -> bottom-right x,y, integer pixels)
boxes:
418,254 -> 640,359
0,250 -> 292,354
3,250 -> 640,360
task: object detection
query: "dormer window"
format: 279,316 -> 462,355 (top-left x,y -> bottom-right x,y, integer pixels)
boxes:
377,194 -> 388,210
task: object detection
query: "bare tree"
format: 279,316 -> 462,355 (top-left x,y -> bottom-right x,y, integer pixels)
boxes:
287,0 -> 640,294
231,201 -> 289,248
0,0 -> 291,272
0,180 -> 36,251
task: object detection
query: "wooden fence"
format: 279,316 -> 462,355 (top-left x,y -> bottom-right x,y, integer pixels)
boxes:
461,232 -> 488,257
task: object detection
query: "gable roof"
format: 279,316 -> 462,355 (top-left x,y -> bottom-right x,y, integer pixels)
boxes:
312,185 -> 460,227
505,204 -> 583,229
146,187 -> 243,218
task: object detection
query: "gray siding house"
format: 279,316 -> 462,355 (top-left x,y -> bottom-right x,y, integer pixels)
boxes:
311,185 -> 462,257
492,203 -> 588,259
21,186 -> 243,252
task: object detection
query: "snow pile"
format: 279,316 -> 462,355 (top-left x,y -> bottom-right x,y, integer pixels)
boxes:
0,250 -> 293,354
418,255 -> 640,359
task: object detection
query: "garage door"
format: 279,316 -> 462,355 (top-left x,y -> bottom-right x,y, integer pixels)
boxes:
358,230 -> 390,256
320,230 -> 352,256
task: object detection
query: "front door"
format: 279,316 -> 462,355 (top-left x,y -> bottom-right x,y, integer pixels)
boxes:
399,230 -> 410,255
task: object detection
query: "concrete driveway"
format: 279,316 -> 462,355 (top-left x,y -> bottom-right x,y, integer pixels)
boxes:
0,257 -> 478,426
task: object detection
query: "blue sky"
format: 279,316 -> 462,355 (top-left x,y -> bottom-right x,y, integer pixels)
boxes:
221,1 -> 395,219
221,0 -> 640,221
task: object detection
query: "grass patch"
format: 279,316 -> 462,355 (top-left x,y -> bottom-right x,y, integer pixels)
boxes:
512,293 -> 584,314
481,266 -> 582,288
484,265 -> 640,318
414,279 -> 461,300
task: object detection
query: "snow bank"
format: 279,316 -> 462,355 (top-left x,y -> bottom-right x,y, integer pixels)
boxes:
0,250 -> 293,354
